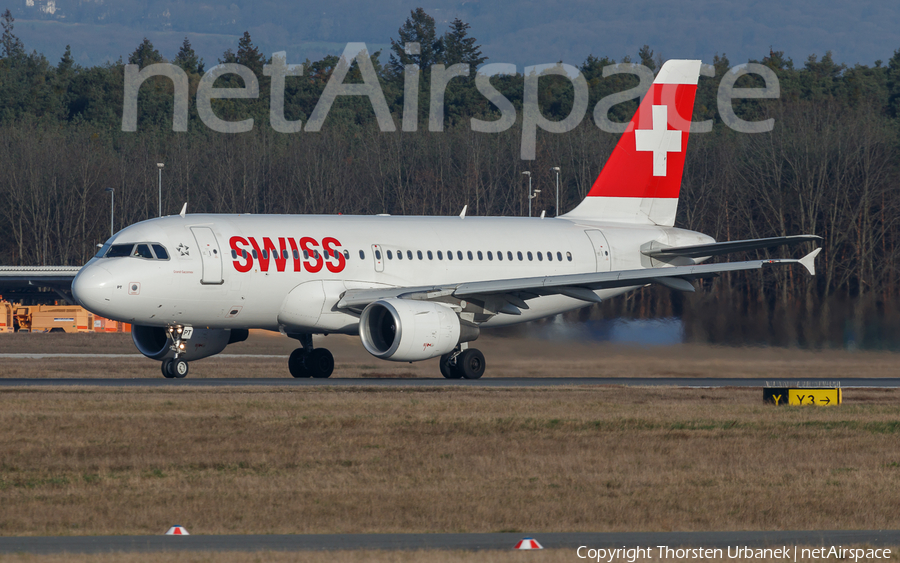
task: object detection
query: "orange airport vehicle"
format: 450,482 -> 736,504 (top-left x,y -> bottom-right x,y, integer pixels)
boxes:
0,299 -> 129,333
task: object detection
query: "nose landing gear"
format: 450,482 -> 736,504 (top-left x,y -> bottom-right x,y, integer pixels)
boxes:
161,325 -> 192,379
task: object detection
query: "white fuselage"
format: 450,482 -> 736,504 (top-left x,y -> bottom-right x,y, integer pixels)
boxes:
72,213 -> 714,333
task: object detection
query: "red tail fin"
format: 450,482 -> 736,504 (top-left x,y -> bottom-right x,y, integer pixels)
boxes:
564,60 -> 701,226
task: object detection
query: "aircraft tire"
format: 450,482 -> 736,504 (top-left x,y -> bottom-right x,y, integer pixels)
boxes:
288,348 -> 310,378
308,348 -> 334,379
161,360 -> 175,379
457,348 -> 486,379
172,359 -> 189,378
439,353 -> 461,379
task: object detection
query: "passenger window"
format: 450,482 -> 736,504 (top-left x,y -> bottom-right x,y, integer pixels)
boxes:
457,251 -> 463,260
557,252 -> 562,261
477,251 -> 483,260
359,250 -> 365,259
547,251 -> 552,262
508,251 -> 513,261
375,250 -> 382,260
417,250 -> 423,260
343,250 -> 350,259
517,251 -> 523,261
283,249 -> 289,259
467,251 -> 473,260
497,251 -> 503,261
262,250 -> 269,259
152,244 -> 169,260
397,250 -> 403,260
252,250 -> 258,259
537,252 -> 543,261
231,250 -> 237,259
527,252 -> 533,261
303,250 -> 309,259
407,250 -> 413,260
437,251 -> 443,260
487,251 -> 493,261
293,250 -> 299,259
567,252 -> 573,261
242,250 -> 248,259
314,250 -> 320,259
427,251 -> 433,260
387,250 -> 393,259
447,251 -> 453,261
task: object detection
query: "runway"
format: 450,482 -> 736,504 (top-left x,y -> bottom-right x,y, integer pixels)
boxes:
0,377 -> 898,388
1,530 -> 898,554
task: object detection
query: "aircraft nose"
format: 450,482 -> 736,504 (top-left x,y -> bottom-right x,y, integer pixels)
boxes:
72,263 -> 114,314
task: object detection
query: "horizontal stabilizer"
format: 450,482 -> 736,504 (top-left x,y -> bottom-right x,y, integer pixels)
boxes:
643,235 -> 821,259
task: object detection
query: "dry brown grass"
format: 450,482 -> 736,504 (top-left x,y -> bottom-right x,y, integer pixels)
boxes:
1,547 -> 900,563
2,331 -> 899,379
1,387 -> 899,537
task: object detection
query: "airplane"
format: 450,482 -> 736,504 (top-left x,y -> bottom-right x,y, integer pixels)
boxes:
71,59 -> 821,379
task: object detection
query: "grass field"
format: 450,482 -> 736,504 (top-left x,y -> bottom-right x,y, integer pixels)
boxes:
2,330 -> 899,379
1,385 -> 899,537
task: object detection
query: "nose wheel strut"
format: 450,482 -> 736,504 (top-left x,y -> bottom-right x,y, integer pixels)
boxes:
161,325 -> 192,379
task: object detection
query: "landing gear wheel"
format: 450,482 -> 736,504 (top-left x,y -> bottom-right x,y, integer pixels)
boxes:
161,360 -> 175,379
440,353 -> 462,379
457,348 -> 486,379
171,359 -> 189,378
307,348 -> 334,379
289,348 -> 310,378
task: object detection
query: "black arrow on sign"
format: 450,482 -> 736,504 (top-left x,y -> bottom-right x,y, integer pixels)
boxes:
822,397 -> 831,405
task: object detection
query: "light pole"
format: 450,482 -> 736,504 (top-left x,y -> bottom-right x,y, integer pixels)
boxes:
551,166 -> 560,216
104,188 -> 114,237
157,162 -> 164,217
522,171 -> 532,217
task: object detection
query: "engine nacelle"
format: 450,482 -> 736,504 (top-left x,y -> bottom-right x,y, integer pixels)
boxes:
359,299 -> 478,362
132,325 -> 249,361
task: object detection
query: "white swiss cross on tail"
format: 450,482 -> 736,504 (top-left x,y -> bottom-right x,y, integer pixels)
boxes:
562,59 -> 701,226
635,105 -> 681,177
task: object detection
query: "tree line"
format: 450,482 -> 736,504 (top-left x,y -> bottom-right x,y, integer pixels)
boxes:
1,8 -> 900,348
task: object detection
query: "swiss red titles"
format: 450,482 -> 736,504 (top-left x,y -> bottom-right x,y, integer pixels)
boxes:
229,236 -> 346,274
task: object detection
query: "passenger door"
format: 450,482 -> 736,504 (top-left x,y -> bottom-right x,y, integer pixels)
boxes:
190,226 -> 224,284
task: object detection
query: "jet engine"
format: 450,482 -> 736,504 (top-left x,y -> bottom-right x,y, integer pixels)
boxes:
132,325 -> 249,361
359,299 -> 478,362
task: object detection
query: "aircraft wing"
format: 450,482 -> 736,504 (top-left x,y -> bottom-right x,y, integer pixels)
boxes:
0,266 -> 81,303
643,235 -> 821,259
337,248 -> 821,314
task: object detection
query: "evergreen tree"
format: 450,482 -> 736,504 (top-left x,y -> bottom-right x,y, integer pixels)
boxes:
58,45 -> 74,73
388,8 -> 442,75
638,44 -> 655,72
128,38 -> 164,68
887,49 -> 900,117
174,37 -> 204,75
1,9 -> 25,60
442,18 -> 486,68
236,31 -> 265,75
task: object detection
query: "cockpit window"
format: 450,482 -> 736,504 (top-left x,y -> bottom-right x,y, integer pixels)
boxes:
103,242 -> 170,260
106,244 -> 134,258
152,245 -> 169,260
135,244 -> 154,259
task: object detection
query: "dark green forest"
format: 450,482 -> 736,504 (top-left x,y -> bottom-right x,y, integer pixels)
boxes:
2,9 -> 900,348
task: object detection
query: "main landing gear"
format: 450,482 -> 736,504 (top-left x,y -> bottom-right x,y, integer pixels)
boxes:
161,325 -> 191,379
439,344 -> 486,380
288,333 -> 334,379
